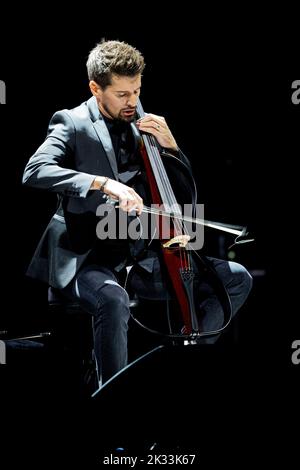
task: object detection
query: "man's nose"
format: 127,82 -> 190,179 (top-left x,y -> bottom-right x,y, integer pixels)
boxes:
126,95 -> 138,108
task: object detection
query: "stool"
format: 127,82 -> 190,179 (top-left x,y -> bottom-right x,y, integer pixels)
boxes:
47,287 -> 99,396
48,287 -> 142,392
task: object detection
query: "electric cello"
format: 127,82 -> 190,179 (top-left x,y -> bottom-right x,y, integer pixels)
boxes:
116,98 -> 253,340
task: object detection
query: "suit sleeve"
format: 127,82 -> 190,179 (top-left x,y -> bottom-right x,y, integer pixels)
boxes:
22,110 -> 95,198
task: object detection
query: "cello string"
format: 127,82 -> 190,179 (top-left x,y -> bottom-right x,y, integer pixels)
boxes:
136,101 -> 178,212
136,100 -> 188,268
136,102 -> 191,271
146,136 -> 187,266
137,105 -> 186,248
136,100 -> 186,269
148,137 -> 187,266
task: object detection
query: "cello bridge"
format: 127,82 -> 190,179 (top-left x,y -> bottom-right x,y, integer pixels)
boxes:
162,235 -> 190,248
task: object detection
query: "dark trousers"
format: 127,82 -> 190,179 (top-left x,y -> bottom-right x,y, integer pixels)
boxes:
62,258 -> 252,386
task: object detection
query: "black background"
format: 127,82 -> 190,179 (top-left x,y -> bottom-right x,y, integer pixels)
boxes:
0,10 -> 299,462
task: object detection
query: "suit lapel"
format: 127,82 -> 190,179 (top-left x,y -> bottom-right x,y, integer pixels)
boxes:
92,119 -> 119,180
87,97 -> 119,180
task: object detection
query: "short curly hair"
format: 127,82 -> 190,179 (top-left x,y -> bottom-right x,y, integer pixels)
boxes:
87,39 -> 145,89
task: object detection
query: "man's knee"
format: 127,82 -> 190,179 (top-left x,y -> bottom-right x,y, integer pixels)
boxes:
240,266 -> 253,295
231,262 -> 253,297
98,281 -> 130,318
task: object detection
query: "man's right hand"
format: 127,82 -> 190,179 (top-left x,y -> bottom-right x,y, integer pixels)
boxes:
91,177 -> 143,215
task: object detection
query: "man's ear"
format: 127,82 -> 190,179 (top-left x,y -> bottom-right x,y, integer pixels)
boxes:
89,80 -> 102,97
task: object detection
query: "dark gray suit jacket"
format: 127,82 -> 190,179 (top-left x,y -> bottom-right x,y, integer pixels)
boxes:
23,96 -> 190,289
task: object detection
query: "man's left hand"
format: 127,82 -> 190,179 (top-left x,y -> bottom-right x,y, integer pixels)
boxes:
136,113 -> 178,151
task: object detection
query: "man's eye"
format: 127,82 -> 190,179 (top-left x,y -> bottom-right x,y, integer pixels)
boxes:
118,94 -> 126,98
